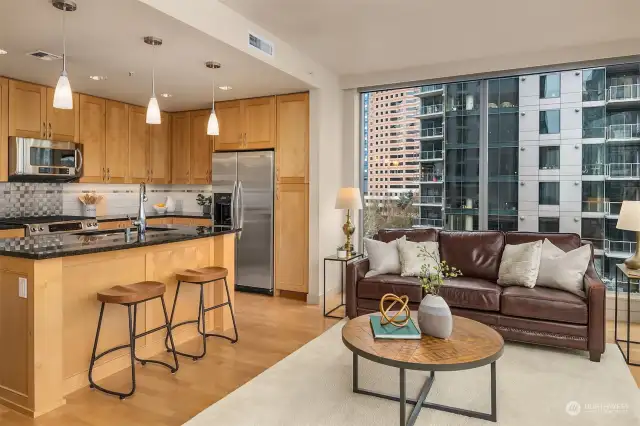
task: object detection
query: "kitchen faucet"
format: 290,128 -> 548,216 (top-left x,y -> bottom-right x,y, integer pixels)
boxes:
130,183 -> 148,235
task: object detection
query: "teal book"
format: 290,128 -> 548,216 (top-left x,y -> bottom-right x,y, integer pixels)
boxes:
370,314 -> 421,340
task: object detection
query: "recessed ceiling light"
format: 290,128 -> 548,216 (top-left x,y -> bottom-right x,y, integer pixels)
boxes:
0,49 -> 7,55
160,93 -> 172,98
89,75 -> 107,81
218,85 -> 233,91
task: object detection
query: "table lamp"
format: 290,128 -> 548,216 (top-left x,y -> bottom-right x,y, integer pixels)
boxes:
616,200 -> 640,269
335,187 -> 363,254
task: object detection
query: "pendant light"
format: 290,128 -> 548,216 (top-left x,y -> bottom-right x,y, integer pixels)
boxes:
52,0 -> 76,110
206,61 -> 221,136
144,36 -> 163,125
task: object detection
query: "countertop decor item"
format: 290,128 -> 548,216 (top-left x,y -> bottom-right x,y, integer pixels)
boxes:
78,192 -> 103,218
417,246 -> 462,339
337,245 -> 347,259
379,293 -> 411,327
164,196 -> 176,213
616,200 -> 640,269
196,194 -> 212,215
153,203 -> 167,214
334,187 -> 363,254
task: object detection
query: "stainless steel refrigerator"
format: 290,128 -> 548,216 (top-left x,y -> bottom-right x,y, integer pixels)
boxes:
212,150 -> 274,294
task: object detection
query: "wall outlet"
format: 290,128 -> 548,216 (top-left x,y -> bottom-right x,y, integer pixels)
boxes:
18,277 -> 27,298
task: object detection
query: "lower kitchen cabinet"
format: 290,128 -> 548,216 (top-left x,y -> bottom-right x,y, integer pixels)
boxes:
0,229 -> 25,239
97,221 -> 129,231
274,183 -> 309,294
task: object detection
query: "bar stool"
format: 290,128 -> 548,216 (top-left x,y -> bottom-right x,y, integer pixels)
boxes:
88,281 -> 179,400
165,266 -> 239,360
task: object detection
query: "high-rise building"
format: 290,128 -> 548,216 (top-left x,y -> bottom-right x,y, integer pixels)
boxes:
364,88 -> 420,205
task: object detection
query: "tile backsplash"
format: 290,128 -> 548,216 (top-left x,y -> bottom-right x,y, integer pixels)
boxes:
0,182 -> 212,218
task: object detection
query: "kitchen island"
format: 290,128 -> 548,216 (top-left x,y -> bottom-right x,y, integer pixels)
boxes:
0,225 -> 239,417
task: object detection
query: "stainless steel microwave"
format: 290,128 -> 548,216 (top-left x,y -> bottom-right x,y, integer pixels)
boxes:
9,137 -> 83,182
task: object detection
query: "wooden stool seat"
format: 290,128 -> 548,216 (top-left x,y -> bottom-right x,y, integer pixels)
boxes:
97,281 -> 166,304
176,267 -> 228,283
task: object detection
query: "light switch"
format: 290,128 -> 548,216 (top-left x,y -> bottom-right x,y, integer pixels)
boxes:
18,277 -> 27,298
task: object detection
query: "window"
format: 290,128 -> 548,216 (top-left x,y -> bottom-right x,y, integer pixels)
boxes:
583,68 -> 606,101
539,146 -> 560,169
583,107 -> 606,138
540,74 -> 560,99
539,182 -> 560,205
539,217 -> 559,232
539,110 -> 560,134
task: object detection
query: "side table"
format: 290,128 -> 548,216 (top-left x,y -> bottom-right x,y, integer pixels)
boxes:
323,253 -> 363,318
615,264 -> 640,366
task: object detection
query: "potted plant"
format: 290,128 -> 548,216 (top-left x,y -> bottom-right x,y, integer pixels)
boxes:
196,194 -> 212,215
337,245 -> 348,259
417,247 -> 462,339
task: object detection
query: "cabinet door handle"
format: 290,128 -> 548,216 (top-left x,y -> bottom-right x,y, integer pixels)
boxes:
243,132 -> 247,147
106,168 -> 111,181
42,122 -> 46,138
276,166 -> 280,181
102,167 -> 106,181
48,122 -> 52,139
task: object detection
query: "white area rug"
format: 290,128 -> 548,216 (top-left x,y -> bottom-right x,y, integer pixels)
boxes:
186,321 -> 640,426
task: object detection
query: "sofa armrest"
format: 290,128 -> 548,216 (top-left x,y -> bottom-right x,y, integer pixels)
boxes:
346,258 -> 370,318
582,240 -> 606,361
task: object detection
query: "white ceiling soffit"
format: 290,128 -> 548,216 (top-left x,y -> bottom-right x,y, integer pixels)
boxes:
0,0 -> 310,111
220,0 -> 640,85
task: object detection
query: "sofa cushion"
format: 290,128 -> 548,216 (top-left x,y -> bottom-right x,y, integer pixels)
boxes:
377,228 -> 439,243
439,277 -> 502,312
505,232 -> 581,252
501,286 -> 588,325
439,231 -> 505,281
357,274 -> 423,303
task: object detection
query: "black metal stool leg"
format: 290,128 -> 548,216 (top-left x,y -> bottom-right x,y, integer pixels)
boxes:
165,281 -> 182,352
166,283 -> 208,361
88,302 -> 105,390
199,283 -> 208,359
161,297 -> 180,373
132,297 -> 179,372
202,277 -> 239,343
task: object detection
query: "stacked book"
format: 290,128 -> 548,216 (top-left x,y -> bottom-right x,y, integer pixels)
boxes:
370,314 -> 420,340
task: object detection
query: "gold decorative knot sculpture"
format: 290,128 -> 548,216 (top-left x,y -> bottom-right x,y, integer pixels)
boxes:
379,293 -> 410,327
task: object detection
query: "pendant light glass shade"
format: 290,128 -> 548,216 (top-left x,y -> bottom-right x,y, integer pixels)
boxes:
207,109 -> 219,135
146,96 -> 161,124
53,69 -> 73,109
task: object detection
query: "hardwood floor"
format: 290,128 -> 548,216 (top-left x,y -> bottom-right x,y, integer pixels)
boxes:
0,294 -> 637,425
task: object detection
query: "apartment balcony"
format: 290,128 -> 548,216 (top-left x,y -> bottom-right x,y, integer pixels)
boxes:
417,126 -> 445,141
605,201 -> 623,219
606,84 -> 640,107
410,172 -> 444,184
605,163 -> 640,180
604,239 -> 636,259
419,149 -> 444,162
413,104 -> 444,119
412,217 -> 444,229
412,195 -> 444,207
414,84 -> 444,98
582,200 -> 606,217
606,124 -> 640,143
582,163 -> 606,177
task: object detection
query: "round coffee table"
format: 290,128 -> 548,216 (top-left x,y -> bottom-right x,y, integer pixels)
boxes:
342,313 -> 504,426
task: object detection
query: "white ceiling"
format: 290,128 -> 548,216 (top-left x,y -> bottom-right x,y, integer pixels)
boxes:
220,0 -> 640,77
0,0 -> 310,111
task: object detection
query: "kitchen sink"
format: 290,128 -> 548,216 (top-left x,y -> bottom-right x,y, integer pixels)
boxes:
73,227 -> 178,237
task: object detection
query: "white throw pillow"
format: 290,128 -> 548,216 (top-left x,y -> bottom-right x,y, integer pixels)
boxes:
497,240 -> 543,288
364,236 -> 405,277
397,238 -> 440,277
536,239 -> 591,296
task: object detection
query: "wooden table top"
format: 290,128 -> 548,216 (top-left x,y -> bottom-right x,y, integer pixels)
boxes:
342,313 -> 504,371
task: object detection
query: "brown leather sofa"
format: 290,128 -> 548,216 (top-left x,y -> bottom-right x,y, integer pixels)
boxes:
346,229 -> 606,361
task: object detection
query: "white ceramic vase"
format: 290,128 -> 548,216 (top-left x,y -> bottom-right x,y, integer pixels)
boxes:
417,294 -> 452,339
83,204 -> 97,218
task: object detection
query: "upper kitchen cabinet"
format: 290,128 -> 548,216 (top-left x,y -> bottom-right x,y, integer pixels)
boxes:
8,80 -> 78,141
214,97 -> 276,151
105,100 -> 129,183
78,95 -> 106,183
190,110 -> 213,184
276,93 -> 309,183
128,106 -> 150,183
149,111 -> 171,184
171,112 -> 191,184
0,78 -> 8,181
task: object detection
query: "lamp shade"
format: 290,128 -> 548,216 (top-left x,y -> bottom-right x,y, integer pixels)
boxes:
617,201 -> 640,231
207,109 -> 219,135
335,187 -> 363,210
146,96 -> 161,125
53,71 -> 73,109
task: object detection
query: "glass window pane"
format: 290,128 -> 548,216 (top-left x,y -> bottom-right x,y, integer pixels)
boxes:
539,146 -> 560,169
582,144 -> 605,175
582,68 -> 606,101
539,110 -> 560,134
539,217 -> 559,232
540,74 -> 561,99
583,106 -> 606,138
539,182 -> 560,205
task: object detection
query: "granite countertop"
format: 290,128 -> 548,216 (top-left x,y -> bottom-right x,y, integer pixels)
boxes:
0,225 -> 239,260
0,223 -> 24,230
97,212 -> 212,222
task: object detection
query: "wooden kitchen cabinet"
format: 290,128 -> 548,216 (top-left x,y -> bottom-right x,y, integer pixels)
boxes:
171,112 -> 191,184
214,97 -> 275,151
0,78 -> 8,181
0,228 -> 24,239
97,221 -> 129,231
190,110 -> 213,184
105,100 -> 129,183
150,111 -> 171,183
172,217 -> 212,226
129,106 -> 150,183
78,95 -> 106,183
276,93 -> 309,184
46,87 -> 79,142
274,183 -> 309,294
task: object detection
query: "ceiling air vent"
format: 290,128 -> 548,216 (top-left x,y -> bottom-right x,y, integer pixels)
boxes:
248,32 -> 274,57
27,50 -> 62,61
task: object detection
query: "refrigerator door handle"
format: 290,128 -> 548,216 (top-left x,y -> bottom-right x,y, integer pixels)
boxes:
231,180 -> 238,228
238,180 -> 245,239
